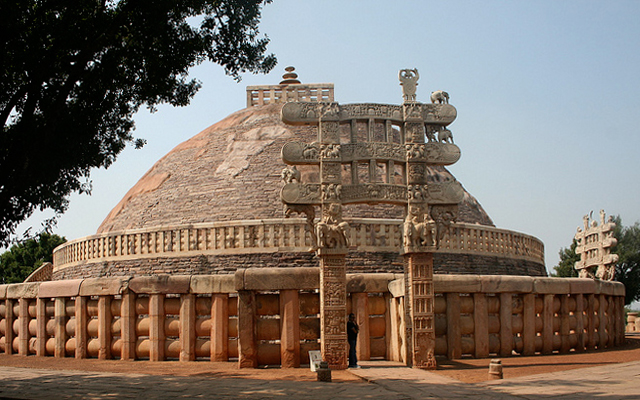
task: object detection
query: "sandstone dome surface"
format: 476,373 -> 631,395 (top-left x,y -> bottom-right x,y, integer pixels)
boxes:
97,103 -> 494,234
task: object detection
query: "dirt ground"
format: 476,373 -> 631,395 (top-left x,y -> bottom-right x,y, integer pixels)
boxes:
1,336 -> 639,384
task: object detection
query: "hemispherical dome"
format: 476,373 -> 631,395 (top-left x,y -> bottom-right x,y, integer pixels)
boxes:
97,103 -> 493,234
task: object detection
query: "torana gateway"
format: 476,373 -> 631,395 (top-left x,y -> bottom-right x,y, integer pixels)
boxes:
0,69 -> 625,369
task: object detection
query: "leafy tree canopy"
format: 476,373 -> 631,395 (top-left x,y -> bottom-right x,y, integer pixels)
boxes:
0,0 -> 277,246
0,233 -> 66,283
553,216 -> 640,305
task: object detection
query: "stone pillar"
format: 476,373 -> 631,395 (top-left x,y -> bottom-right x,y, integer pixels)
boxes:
5,299 -> 14,354
54,297 -> 66,358
279,289 -> 300,368
446,292 -> 461,360
120,292 -> 136,360
499,293 -> 513,357
522,293 -> 536,356
352,292 -> 370,362
211,294 -> 229,362
238,290 -> 257,368
180,293 -> 196,361
542,294 -> 554,355
18,298 -> 29,355
318,251 -> 348,370
98,296 -> 111,360
473,293 -> 489,358
36,298 -> 47,356
598,294 -> 607,348
75,296 -> 88,359
560,295 -> 570,353
149,294 -> 165,361
405,252 -> 436,369
575,294 -> 585,351
586,293 -> 596,349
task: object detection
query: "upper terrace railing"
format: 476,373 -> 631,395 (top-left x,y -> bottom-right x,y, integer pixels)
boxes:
53,219 -> 544,270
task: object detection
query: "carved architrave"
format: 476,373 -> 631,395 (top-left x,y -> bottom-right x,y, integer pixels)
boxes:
340,184 -> 407,204
280,183 -> 321,204
282,101 -> 457,126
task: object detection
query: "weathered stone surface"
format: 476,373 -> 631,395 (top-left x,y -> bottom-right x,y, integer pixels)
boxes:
388,278 -> 405,297
79,277 -> 131,296
0,284 -> 7,299
435,275 -> 481,293
347,273 -> 396,293
568,278 -> 596,294
238,267 -> 319,291
190,275 -> 235,294
533,278 -> 571,294
38,279 -> 83,298
480,275 -> 533,293
7,282 -> 40,299
612,282 -> 626,297
128,276 -> 190,294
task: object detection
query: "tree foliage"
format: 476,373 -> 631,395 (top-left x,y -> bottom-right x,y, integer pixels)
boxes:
0,0 -> 277,246
553,216 -> 640,305
0,233 -> 66,283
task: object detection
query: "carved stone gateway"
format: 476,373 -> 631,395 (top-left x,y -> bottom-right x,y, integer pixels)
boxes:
280,69 -> 463,369
574,210 -> 618,280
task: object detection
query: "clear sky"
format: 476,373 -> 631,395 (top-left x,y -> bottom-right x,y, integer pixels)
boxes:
15,0 -> 640,274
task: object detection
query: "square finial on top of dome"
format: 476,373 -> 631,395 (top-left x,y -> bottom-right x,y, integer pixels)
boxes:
246,66 -> 334,107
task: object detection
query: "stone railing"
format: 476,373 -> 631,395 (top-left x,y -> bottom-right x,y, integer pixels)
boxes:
52,219 -> 545,272
0,271 -> 625,367
246,83 -> 334,107
387,275 -> 626,362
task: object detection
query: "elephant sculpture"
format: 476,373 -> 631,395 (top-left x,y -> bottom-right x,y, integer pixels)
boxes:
430,90 -> 449,104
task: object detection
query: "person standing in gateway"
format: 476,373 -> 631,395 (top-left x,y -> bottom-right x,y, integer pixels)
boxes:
347,313 -> 360,368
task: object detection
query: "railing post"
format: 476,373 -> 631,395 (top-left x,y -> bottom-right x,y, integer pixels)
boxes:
522,293 -> 536,355
18,298 -> 29,355
180,293 -> 196,361
499,293 -> 513,357
446,292 -> 461,359
98,296 -> 111,360
121,292 -> 136,360
238,290 -> 257,368
279,289 -> 300,368
36,298 -> 47,356
353,292 -> 370,361
542,294 -> 554,354
473,293 -> 489,358
211,294 -> 229,362
75,296 -> 88,358
54,297 -> 66,357
149,294 -> 165,361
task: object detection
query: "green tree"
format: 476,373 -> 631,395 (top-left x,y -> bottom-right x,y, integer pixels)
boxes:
0,233 -> 66,283
553,216 -> 640,305
1,0 -> 277,246
551,239 -> 579,277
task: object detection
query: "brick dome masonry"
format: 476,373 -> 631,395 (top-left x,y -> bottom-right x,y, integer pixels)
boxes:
97,103 -> 493,233
52,80 -> 546,279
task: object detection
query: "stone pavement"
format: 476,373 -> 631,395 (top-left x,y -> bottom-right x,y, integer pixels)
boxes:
0,360 -> 639,400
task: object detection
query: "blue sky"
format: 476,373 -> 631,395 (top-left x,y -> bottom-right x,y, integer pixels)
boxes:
16,0 -> 640,273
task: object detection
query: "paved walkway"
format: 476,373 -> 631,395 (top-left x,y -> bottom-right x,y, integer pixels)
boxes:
0,360 -> 639,399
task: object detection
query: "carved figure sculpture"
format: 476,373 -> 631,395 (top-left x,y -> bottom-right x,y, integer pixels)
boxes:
430,90 -> 449,104
302,143 -> 319,159
403,207 -> 437,249
316,204 -> 349,249
281,165 -> 301,184
438,128 -> 454,144
399,69 -> 419,102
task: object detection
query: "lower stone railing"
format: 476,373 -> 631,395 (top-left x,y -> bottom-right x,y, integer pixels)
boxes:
52,219 -> 545,273
388,275 -> 626,362
0,271 -> 624,366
